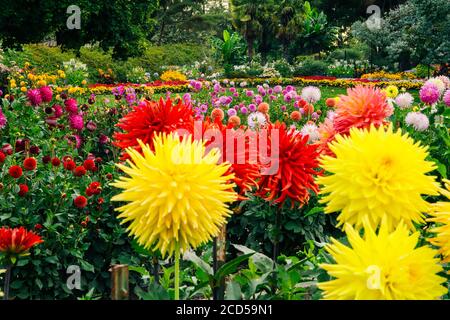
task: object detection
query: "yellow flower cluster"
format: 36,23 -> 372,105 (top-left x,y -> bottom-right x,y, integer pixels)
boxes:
361,70 -> 417,80
317,125 -> 447,300
160,70 -> 187,82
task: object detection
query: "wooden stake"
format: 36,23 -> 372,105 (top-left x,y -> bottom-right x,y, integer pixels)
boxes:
111,264 -> 129,300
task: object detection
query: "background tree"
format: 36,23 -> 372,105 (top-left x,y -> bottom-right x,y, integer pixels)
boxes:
275,0 -> 304,61
0,0 -> 158,60
150,0 -> 228,45
352,0 -> 450,70
230,0 -> 264,61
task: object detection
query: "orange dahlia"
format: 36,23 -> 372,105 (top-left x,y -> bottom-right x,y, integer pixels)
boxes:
317,118 -> 337,156
256,122 -> 321,207
113,98 -> 194,155
333,85 -> 393,135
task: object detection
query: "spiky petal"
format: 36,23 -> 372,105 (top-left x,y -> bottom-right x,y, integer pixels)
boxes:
317,125 -> 440,231
319,218 -> 447,300
111,134 -> 237,257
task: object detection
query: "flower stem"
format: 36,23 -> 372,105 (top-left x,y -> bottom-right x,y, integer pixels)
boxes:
3,265 -> 12,301
174,242 -> 180,300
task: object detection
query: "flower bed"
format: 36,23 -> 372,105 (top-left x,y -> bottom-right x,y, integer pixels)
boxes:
0,69 -> 449,300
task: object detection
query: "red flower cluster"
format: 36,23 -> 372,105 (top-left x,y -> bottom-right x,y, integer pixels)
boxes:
256,122 -> 322,207
86,182 -> 101,196
113,98 -> 194,157
0,226 -> 43,255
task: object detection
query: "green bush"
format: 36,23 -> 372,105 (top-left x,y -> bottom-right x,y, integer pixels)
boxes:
2,44 -> 211,83
327,48 -> 365,62
414,64 -> 431,78
272,58 -> 294,77
294,58 -> 329,76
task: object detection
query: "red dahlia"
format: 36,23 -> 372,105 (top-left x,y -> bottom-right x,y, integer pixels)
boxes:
63,160 -> 76,171
51,157 -> 61,167
256,122 -> 322,207
0,226 -> 43,255
113,98 -> 194,156
73,166 -> 87,177
203,118 -> 260,196
23,157 -> 37,171
18,184 -> 29,197
83,159 -> 96,171
0,151 -> 6,163
9,165 -> 23,179
74,195 -> 87,208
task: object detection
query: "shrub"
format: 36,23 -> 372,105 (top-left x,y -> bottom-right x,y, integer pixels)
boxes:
1,44 -> 211,83
294,58 -> 329,76
272,58 -> 294,77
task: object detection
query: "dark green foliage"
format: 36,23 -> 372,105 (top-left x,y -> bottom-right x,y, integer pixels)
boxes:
0,0 -> 158,60
227,195 -> 341,257
294,58 -> 329,76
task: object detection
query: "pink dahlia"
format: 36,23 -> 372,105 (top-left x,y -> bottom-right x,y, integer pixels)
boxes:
39,86 -> 53,103
419,83 -> 440,105
27,89 -> 42,106
0,108 -> 6,129
443,90 -> 450,107
69,114 -> 84,130
53,104 -> 63,118
64,98 -> 78,114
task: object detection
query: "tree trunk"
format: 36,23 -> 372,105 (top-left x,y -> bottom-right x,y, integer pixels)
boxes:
157,20 -> 166,46
247,39 -> 254,62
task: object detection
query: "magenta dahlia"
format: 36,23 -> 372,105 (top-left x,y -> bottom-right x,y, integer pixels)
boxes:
69,114 -> 84,130
27,89 -> 42,106
39,86 -> 53,103
64,98 -> 78,114
419,83 -> 440,105
444,90 -> 450,107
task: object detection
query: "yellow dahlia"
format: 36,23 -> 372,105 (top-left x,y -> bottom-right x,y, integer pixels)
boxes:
317,125 -> 440,231
384,85 -> 399,98
428,179 -> 450,262
111,133 -> 237,257
319,218 -> 447,300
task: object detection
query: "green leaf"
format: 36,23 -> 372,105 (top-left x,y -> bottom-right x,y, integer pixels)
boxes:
223,30 -> 230,42
44,256 -> 58,264
240,15 -> 251,22
80,260 -> 95,273
135,282 -> 170,300
183,250 -> 213,276
36,278 -> 43,290
215,253 -> 254,281
128,265 -> 150,277
131,239 -> 153,257
225,281 -> 242,300
304,206 -> 324,217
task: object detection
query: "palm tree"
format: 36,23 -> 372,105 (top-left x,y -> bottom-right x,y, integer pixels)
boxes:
229,0 -> 263,61
275,0 -> 304,61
